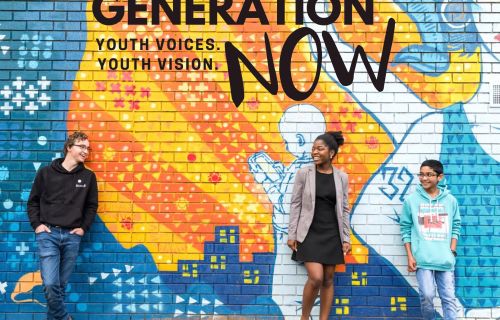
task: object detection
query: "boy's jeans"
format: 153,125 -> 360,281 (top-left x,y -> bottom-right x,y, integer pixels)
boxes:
36,226 -> 81,320
416,268 -> 458,320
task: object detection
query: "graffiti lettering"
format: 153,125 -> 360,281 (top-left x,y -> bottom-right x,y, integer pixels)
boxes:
225,19 -> 395,106
378,166 -> 414,201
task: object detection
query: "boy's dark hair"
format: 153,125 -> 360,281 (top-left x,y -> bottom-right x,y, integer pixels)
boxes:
315,131 -> 345,156
63,131 -> 88,156
421,159 -> 444,175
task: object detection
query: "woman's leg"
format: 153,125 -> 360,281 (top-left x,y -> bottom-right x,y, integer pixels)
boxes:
319,265 -> 336,320
301,262 -> 324,320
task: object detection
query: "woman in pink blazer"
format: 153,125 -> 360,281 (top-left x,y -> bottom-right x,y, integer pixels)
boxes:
287,131 -> 351,320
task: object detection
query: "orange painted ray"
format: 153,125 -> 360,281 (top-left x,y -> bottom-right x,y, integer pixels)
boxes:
71,63 -> 279,262
68,91 -> 273,263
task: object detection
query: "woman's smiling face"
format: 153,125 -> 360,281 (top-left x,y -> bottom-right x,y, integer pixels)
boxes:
311,139 -> 334,166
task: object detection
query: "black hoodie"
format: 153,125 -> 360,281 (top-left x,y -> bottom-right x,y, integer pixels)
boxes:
27,158 -> 98,231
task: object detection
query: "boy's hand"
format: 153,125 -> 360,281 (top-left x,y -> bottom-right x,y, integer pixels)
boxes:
407,255 -> 417,272
287,240 -> 297,252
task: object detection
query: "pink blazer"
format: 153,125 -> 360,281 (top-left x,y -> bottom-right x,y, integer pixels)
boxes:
288,165 -> 351,243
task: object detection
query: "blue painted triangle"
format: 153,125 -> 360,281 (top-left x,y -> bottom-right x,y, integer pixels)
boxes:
480,156 -> 490,165
482,197 -> 491,206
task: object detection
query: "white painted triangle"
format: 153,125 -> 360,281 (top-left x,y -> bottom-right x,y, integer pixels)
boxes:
112,268 -> 121,276
125,277 -> 135,285
151,276 -> 160,283
202,298 -> 210,306
126,290 -> 135,299
88,277 -> 97,285
138,276 -> 147,284
201,310 -> 206,315
176,295 -> 184,303
141,289 -> 149,298
140,304 -> 149,311
125,265 -> 134,272
113,291 -> 122,300
101,272 -> 109,280
188,310 -> 195,315
189,297 -> 197,304
153,290 -> 161,298
0,35 -> 5,40
0,46 -> 8,55
113,304 -> 123,312
174,309 -> 183,316
126,304 -> 136,312
33,162 -> 41,171
215,299 -> 224,306
113,278 -> 122,287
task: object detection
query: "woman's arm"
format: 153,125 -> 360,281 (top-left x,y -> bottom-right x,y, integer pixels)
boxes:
341,172 -> 351,245
288,169 -> 305,241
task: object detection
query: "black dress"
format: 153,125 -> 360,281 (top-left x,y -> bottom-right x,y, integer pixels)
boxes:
292,170 -> 345,265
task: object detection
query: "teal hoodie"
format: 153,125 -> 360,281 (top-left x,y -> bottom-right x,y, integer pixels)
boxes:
400,183 -> 461,271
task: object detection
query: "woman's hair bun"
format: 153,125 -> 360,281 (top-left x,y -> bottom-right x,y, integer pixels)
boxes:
327,131 -> 344,146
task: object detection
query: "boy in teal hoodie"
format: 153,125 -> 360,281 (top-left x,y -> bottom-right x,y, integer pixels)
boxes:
400,160 -> 461,320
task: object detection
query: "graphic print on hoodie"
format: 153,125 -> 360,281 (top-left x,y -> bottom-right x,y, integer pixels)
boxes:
400,183 -> 461,272
417,201 -> 449,241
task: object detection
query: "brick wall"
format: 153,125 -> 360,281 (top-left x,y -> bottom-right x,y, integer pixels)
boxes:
0,0 -> 498,319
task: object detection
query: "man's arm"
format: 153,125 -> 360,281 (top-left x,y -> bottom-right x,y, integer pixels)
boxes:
27,171 -> 43,231
81,172 -> 99,232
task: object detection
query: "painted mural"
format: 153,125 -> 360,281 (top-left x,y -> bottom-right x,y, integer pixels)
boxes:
0,0 -> 498,319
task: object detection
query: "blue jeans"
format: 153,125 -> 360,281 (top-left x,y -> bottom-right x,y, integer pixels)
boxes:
36,227 -> 81,320
416,268 -> 458,320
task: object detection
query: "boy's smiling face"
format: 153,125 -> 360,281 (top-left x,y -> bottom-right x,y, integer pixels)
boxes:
418,165 -> 443,193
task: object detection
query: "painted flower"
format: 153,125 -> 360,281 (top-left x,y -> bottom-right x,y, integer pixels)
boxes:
208,172 -> 222,183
